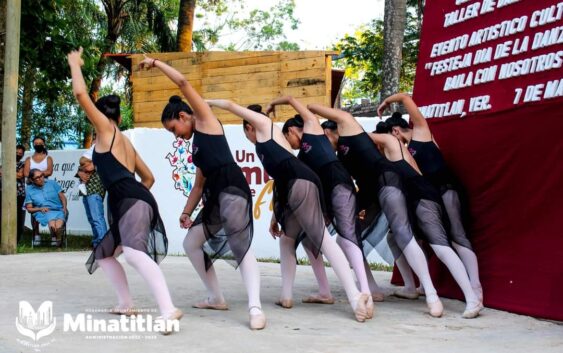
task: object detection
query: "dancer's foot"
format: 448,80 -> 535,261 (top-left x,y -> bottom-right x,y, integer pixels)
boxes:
353,293 -> 369,322
473,285 -> 483,303
462,301 -> 482,319
160,308 -> 184,335
371,291 -> 385,302
192,297 -> 228,310
109,306 -> 138,316
366,295 -> 375,319
302,293 -> 335,304
393,287 -> 419,300
249,306 -> 266,330
274,298 -> 293,309
426,296 -> 444,318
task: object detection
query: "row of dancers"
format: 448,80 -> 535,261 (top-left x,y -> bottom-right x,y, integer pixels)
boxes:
67,48 -> 483,333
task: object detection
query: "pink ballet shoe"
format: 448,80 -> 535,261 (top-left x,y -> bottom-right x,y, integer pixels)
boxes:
274,298 -> 294,309
354,294 -> 369,323
249,306 -> 267,330
366,295 -> 375,319
159,308 -> 184,335
393,287 -> 420,300
462,302 -> 482,319
302,294 -> 335,304
371,292 -> 385,302
427,298 -> 444,318
192,298 -> 228,310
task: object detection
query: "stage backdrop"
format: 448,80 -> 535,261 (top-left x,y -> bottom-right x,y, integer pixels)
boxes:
400,0 -> 563,321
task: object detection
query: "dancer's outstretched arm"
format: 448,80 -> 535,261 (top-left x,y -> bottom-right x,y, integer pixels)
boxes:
267,96 -> 323,135
134,152 -> 155,189
206,99 -> 293,152
307,104 -> 363,136
139,55 -> 220,134
379,93 -> 431,142
68,48 -> 113,137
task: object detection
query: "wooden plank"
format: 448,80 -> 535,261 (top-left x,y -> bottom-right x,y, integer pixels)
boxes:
202,78 -> 280,93
199,54 -> 281,71
280,51 -> 336,61
133,77 -> 202,92
202,71 -> 279,85
132,61 -> 203,79
207,62 -> 280,77
133,89 -> 184,103
281,83 -> 326,98
281,57 -> 325,72
203,87 -> 281,100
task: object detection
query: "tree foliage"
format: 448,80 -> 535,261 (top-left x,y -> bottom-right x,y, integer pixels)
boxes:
334,0 -> 422,105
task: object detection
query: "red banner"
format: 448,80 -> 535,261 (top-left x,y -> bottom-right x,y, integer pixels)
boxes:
413,0 -> 563,118
403,0 -> 563,321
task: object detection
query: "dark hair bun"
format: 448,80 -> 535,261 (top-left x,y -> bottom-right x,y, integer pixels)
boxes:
246,104 -> 263,113
169,95 -> 183,104
375,121 -> 390,134
293,114 -> 304,127
106,95 -> 120,108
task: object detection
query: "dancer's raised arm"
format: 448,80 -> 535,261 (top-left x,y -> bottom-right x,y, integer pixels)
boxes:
139,55 -> 219,133
307,104 -> 363,136
379,93 -> 431,142
207,99 -> 293,152
68,48 -> 113,136
267,96 -> 323,135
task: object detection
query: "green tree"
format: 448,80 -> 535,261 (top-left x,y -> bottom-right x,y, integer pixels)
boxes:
334,0 -> 423,105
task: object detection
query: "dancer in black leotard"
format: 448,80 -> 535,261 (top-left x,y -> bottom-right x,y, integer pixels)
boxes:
139,55 -> 265,330
269,96 -> 385,306
368,128 -> 482,318
380,93 -> 483,304
207,99 -> 371,322
68,48 -> 182,334
308,103 -> 444,318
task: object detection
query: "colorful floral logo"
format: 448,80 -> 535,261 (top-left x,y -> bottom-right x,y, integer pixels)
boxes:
165,138 -> 203,216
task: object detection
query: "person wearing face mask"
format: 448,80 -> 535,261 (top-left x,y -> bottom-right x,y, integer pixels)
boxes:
16,145 -> 27,244
24,136 -> 54,244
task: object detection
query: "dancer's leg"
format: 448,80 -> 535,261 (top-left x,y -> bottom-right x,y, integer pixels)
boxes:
122,246 -> 176,317
416,200 -> 480,316
442,190 -> 482,300
304,246 -> 332,298
278,235 -> 297,303
321,230 -> 363,310
98,246 -> 133,310
336,236 -> 370,294
238,248 -> 262,314
183,224 -> 225,305
378,185 -> 443,316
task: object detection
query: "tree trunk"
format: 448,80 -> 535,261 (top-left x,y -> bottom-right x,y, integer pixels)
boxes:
19,67 -> 34,149
0,0 -> 7,141
381,0 -> 407,108
176,0 -> 196,52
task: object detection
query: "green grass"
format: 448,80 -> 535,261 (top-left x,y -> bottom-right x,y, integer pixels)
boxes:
16,228 -> 92,253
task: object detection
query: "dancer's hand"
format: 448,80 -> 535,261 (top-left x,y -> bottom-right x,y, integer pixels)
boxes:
377,100 -> 389,117
205,99 -> 231,110
139,54 -> 158,70
265,104 -> 275,116
358,209 -> 366,221
269,219 -> 283,239
67,47 -> 84,67
180,213 -> 193,229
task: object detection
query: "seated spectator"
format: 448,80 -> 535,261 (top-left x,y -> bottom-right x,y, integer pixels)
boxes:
76,146 -> 107,247
24,136 -> 54,243
25,168 -> 67,246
